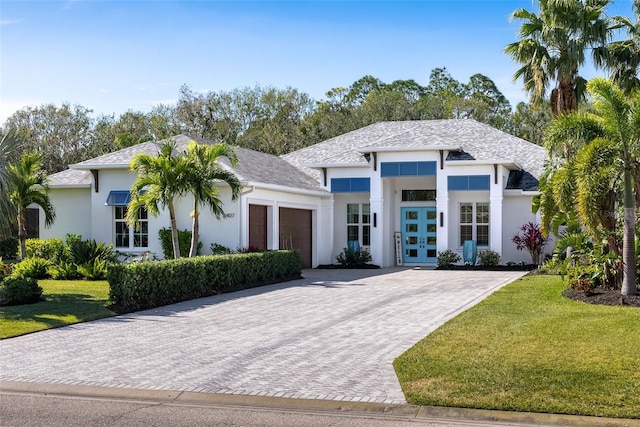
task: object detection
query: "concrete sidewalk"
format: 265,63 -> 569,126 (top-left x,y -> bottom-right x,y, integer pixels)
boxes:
0,268 -> 524,405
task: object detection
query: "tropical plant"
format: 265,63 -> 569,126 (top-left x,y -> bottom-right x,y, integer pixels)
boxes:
512,222 -> 548,265
128,140 -> 190,259
542,78 -> 638,295
437,250 -> 461,267
47,261 -> 80,280
0,132 -> 21,238
505,0 -> 613,115
68,239 -> 116,265
11,257 -> 52,279
335,247 -> 372,267
0,275 -> 42,306
477,250 -> 501,266
184,141 -> 241,257
6,152 -> 56,259
158,228 -> 200,259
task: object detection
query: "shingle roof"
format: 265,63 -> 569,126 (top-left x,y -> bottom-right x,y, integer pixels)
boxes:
47,169 -> 92,187
65,135 -> 322,192
282,119 -> 546,190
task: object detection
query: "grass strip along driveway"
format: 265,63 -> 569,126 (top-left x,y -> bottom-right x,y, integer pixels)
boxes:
394,275 -> 640,419
0,280 -> 114,339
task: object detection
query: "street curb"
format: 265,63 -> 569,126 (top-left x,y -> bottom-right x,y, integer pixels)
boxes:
2,381 -> 638,427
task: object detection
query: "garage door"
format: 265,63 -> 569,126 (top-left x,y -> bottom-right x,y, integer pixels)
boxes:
249,205 -> 267,251
279,207 -> 312,268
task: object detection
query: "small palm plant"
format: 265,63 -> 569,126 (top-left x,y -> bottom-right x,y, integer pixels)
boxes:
512,222 -> 548,265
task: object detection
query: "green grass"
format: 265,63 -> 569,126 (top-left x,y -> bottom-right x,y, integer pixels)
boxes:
0,280 -> 115,339
394,275 -> 640,419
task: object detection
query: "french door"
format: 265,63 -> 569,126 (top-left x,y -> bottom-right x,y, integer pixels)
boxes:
401,207 -> 437,264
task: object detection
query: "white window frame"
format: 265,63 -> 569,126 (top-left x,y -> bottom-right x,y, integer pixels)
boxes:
347,203 -> 371,248
459,202 -> 489,247
114,206 -> 149,249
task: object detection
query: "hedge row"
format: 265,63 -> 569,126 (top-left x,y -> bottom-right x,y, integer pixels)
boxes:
108,250 -> 302,312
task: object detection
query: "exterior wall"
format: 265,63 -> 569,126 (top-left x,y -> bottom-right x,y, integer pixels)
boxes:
332,192 -> 370,263
446,190 -> 490,261
39,188 -> 92,241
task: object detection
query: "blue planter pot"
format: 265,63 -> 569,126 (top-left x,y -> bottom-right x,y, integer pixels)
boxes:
348,240 -> 360,254
463,240 -> 477,265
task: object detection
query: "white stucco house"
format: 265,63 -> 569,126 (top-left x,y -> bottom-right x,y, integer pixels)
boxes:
40,119 -> 551,268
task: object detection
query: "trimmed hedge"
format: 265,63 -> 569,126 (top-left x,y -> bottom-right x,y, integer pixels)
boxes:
108,250 -> 302,312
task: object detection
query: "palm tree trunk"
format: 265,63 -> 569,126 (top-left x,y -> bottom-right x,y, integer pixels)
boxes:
189,203 -> 199,258
168,202 -> 180,259
621,169 -> 637,296
17,208 -> 27,260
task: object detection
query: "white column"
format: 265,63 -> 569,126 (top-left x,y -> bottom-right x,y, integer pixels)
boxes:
369,174 -> 385,266
490,170 -> 504,257
436,165 -> 449,253
317,197 -> 334,265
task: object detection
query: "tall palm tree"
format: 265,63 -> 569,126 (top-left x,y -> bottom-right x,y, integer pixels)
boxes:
505,0 -> 613,116
0,132 -> 21,237
544,78 -> 639,296
595,0 -> 640,95
184,141 -> 241,257
128,140 -> 190,259
6,152 -> 56,259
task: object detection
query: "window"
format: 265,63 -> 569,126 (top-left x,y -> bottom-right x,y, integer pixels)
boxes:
347,203 -> 370,246
115,206 -> 148,249
459,202 -> 489,246
401,189 -> 436,202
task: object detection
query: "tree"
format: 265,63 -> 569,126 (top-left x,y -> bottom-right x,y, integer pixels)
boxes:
184,142 -> 241,257
127,140 -> 190,259
6,152 -> 56,259
505,0 -> 613,115
543,78 -> 638,296
0,132 -> 21,237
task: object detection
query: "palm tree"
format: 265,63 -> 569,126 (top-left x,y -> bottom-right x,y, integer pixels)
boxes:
0,132 -> 21,237
6,152 -> 56,259
505,0 -> 613,116
544,78 -> 638,296
184,141 -> 241,257
128,140 -> 190,259
595,0 -> 640,95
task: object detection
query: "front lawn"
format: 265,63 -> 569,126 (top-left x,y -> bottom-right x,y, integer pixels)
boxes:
394,275 -> 640,419
0,280 -> 115,339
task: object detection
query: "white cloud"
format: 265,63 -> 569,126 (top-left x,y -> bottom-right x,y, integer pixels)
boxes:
0,19 -> 23,26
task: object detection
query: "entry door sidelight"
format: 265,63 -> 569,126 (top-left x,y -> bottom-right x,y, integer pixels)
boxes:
401,207 -> 437,264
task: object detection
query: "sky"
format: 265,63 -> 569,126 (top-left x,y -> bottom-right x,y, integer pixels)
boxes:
0,0 -> 636,125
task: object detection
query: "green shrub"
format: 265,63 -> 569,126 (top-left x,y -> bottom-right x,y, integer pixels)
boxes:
47,261 -> 80,280
69,239 -> 116,264
211,243 -> 234,255
0,258 -> 12,278
0,237 -> 18,259
335,247 -> 372,266
11,257 -> 52,279
108,250 -> 302,312
77,258 -> 109,280
0,275 -> 43,306
437,250 -> 461,267
25,238 -> 65,262
478,250 -> 501,266
158,228 -> 202,258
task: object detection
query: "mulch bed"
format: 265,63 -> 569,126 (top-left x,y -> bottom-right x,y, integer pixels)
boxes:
563,287 -> 640,308
435,264 -> 538,271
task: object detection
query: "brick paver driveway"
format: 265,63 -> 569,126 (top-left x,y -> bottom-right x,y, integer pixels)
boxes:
0,268 -> 525,404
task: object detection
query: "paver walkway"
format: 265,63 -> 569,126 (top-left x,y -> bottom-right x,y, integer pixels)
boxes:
0,268 -> 525,404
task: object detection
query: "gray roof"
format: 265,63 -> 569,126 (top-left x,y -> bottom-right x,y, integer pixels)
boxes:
47,169 -> 92,187
62,135 -> 322,192
282,119 -> 546,191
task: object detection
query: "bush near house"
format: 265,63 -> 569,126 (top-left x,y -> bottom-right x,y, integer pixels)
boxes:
108,250 -> 302,312
158,228 -> 202,258
0,238 -> 18,259
0,275 -> 43,306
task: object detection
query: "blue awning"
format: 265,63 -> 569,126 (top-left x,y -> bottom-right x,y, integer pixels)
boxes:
105,190 -> 131,206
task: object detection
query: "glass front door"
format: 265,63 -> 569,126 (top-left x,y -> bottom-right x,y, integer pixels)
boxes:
401,207 -> 437,264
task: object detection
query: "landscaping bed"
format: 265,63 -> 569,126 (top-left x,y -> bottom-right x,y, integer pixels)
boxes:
435,264 -> 537,271
563,286 -> 640,307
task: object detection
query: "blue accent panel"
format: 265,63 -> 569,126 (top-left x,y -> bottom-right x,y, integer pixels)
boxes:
447,175 -> 490,191
381,161 -> 437,177
380,162 -> 399,177
331,178 -> 370,193
105,190 -> 131,206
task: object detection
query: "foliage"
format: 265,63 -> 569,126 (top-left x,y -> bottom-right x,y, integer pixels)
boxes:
77,258 -> 110,280
0,258 -> 12,278
25,238 -> 66,262
11,257 -> 52,279
237,245 -> 263,253
108,250 -> 302,312
69,239 -> 117,265
335,247 -> 372,266
47,261 -> 80,280
158,228 -> 200,259
0,275 -> 43,306
0,131 -> 21,237
211,242 -> 234,255
0,237 -> 18,259
437,250 -> 461,267
477,250 -> 501,266
512,222 -> 548,265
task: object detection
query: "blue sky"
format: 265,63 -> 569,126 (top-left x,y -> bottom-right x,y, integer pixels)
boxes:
0,0 -> 635,124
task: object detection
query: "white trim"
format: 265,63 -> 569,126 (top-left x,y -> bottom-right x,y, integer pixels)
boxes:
358,145 -> 461,153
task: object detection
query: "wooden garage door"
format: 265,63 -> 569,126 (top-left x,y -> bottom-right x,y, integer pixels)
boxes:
249,204 -> 267,251
279,207 -> 312,268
